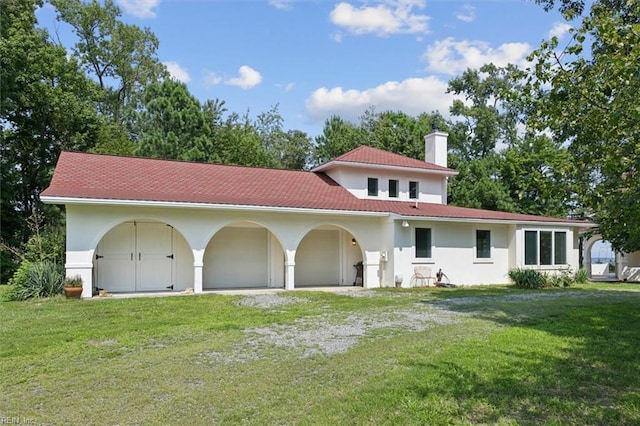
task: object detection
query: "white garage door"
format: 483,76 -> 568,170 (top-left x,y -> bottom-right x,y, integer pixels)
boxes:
95,222 -> 174,292
204,227 -> 269,288
295,230 -> 340,286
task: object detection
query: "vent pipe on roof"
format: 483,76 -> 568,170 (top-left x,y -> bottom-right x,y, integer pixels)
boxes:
425,128 -> 448,168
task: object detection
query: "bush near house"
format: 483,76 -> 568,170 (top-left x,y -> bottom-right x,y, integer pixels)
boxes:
7,260 -> 65,301
508,268 -> 578,289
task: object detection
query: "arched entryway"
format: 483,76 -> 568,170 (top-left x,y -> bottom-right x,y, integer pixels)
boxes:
203,221 -> 285,289
584,235 -> 618,280
94,219 -> 193,292
295,225 -> 363,287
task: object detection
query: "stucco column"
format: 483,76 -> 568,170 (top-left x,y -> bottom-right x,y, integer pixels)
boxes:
192,249 -> 205,294
285,249 -> 296,290
65,250 -> 94,298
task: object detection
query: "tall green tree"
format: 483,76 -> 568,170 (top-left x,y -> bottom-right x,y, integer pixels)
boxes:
528,0 -> 640,251
51,0 -> 167,125
447,64 -> 521,161
501,135 -> 573,217
1,0 -> 101,280
313,116 -> 363,165
134,80 -> 219,163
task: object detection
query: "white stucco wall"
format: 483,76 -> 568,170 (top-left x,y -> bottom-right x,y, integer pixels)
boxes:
64,204 -> 385,295
62,203 -> 583,296
324,167 -> 446,204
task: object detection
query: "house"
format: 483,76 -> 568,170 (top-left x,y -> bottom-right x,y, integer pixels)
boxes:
41,130 -> 592,297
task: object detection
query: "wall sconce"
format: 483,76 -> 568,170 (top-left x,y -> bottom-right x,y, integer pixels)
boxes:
351,238 -> 357,246
402,220 -> 410,228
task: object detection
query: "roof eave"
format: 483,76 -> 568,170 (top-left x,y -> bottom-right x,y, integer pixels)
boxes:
40,195 -> 388,217
312,160 -> 458,177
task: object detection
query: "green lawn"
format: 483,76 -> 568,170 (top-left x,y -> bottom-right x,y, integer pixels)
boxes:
1,283 -> 640,425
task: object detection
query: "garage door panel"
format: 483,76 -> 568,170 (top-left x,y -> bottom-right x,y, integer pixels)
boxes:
96,223 -> 136,292
136,223 -> 173,291
204,227 -> 268,288
295,230 -> 340,286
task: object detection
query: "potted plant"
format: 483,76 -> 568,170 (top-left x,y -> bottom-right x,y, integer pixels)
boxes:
63,275 -> 83,299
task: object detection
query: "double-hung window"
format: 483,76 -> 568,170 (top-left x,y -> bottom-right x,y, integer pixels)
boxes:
524,230 -> 567,266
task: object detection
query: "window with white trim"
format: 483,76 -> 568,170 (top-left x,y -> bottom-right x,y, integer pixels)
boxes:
524,230 -> 567,266
415,228 -> 432,258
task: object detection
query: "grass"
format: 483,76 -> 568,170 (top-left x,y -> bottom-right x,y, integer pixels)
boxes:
1,283 -> 640,425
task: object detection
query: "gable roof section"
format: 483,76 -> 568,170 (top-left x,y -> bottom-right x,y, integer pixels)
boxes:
41,151 -> 587,225
312,145 -> 457,175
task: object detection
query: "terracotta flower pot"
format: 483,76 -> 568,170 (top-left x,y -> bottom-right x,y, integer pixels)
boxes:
64,286 -> 83,299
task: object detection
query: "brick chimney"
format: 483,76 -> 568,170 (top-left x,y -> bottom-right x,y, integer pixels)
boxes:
424,125 -> 448,168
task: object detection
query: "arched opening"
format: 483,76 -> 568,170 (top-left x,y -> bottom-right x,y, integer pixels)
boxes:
584,235 -> 617,281
295,225 -> 363,287
203,221 -> 285,289
94,219 -> 193,293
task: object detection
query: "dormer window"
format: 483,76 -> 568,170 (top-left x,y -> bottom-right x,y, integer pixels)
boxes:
368,178 -> 378,196
389,179 -> 399,198
409,181 -> 419,199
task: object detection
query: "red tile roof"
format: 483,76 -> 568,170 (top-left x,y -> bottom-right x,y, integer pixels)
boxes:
313,145 -> 456,173
41,151 -> 586,225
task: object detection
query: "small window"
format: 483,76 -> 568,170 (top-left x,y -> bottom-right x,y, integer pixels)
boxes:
415,228 -> 432,258
554,232 -> 567,264
368,178 -> 378,196
476,230 -> 491,259
409,181 -> 418,199
389,179 -> 399,198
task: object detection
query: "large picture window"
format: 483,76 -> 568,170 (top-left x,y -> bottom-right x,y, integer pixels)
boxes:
524,230 -> 567,266
415,228 -> 432,258
476,230 -> 491,259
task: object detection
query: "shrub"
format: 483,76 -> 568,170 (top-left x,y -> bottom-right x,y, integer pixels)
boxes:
8,261 -> 65,301
574,268 -> 589,284
547,269 -> 574,288
508,268 -> 547,289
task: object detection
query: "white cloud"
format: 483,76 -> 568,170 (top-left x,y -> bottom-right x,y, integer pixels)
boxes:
305,76 -> 454,124
163,61 -> 190,83
330,0 -> 429,37
225,65 -> 263,89
425,37 -> 531,76
548,22 -> 572,39
285,82 -> 295,92
455,4 -> 476,23
117,0 -> 160,19
203,70 -> 222,88
268,0 -> 293,10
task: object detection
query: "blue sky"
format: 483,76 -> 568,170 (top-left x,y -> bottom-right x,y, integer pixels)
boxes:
36,0 -> 573,139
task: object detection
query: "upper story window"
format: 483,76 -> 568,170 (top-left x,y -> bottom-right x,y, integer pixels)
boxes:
389,179 -> 399,198
409,181 -> 419,199
368,178 -> 378,196
476,230 -> 491,259
415,227 -> 432,258
525,230 -> 567,266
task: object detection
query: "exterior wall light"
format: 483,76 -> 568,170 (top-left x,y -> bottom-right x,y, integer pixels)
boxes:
352,238 -> 357,246
402,220 -> 410,228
